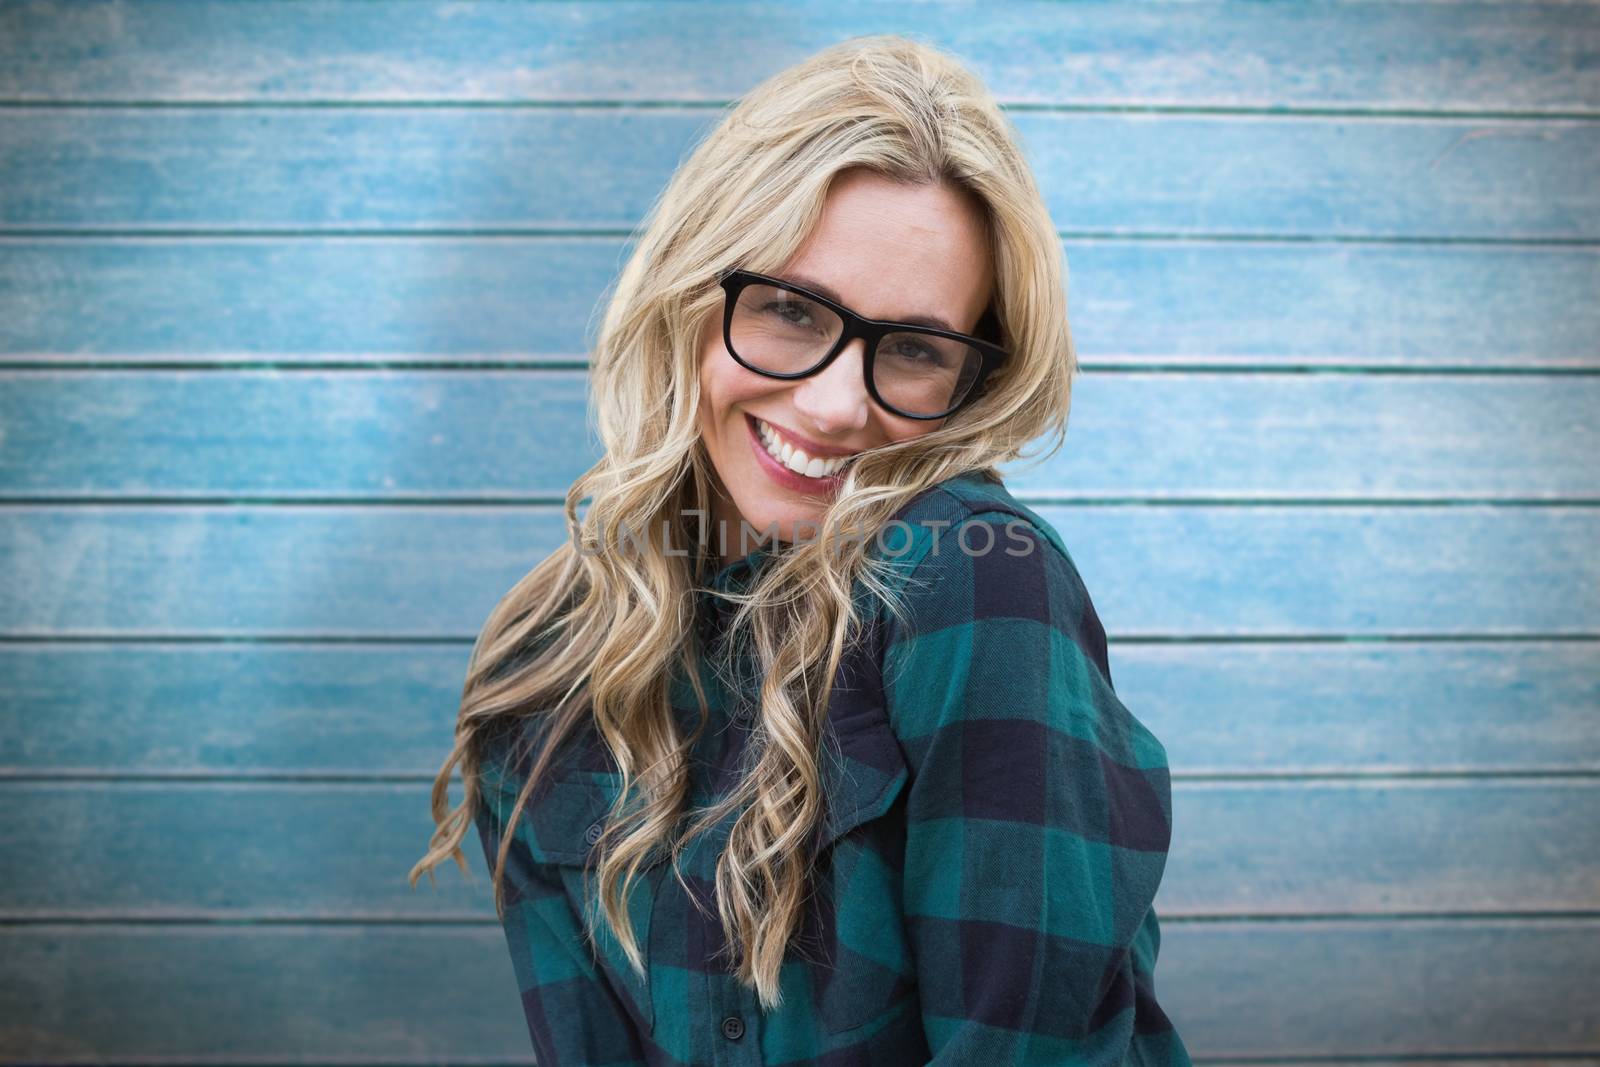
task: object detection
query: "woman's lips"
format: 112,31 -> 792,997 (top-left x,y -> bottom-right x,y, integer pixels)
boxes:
745,413 -> 845,494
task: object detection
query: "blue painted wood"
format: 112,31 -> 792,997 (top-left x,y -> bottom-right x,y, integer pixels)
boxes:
1120,642 -> 1600,775
0,782 -> 492,917
2,0 -> 1594,1060
3,109 -> 1594,239
2,239 -> 1594,366
4,643 -> 1596,777
1155,918 -> 1600,1055
0,926 -> 532,1063
1038,503 -> 1600,638
1,1 -> 1594,111
0,920 -> 1594,1060
4,370 -> 1595,499
0,237 -> 622,362
0,108 -> 720,231
2,778 -> 1594,917
0,645 -> 475,775
2,506 -> 1596,637
1165,778 -> 1600,914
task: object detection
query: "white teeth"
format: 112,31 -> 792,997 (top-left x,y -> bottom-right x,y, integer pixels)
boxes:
756,418 -> 854,479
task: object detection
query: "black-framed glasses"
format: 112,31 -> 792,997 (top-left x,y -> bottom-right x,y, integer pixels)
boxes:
716,268 -> 1009,420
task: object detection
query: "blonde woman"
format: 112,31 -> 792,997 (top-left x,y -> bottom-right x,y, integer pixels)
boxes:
413,34 -> 1192,1066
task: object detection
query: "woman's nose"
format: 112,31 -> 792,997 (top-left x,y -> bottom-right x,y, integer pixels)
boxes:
790,338 -> 871,435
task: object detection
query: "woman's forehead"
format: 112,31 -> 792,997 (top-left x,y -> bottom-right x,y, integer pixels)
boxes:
778,172 -> 995,334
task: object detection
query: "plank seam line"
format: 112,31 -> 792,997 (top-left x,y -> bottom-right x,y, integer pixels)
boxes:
2,228 -> 1596,247
2,769 -> 1597,784
3,497 -> 1600,507
1,100 -> 1597,121
3,633 -> 1597,645
3,911 -> 1599,927
7,362 -> 1600,375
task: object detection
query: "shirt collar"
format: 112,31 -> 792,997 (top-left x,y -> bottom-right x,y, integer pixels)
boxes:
693,539 -> 774,664
700,538 -> 775,592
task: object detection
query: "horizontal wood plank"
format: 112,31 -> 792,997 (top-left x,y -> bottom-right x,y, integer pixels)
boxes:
2,239 -> 1593,367
0,644 -> 474,777
1158,917 -> 1600,1055
1123,641 -> 1600,776
1165,778 -> 1600,915
0,925 -> 530,1063
2,779 -> 1595,917
1,506 -> 1596,637
0,919 -> 1594,1060
1,1 -> 1594,112
3,370 -> 1594,500
0,782 -> 491,918
4,641 -> 1594,777
2,109 -> 1592,239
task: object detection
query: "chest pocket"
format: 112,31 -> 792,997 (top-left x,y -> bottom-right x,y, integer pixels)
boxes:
808,697 -> 917,1034
503,769 -> 660,1033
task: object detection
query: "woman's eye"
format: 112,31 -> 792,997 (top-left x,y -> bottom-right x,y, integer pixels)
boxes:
889,339 -> 943,365
763,300 -> 815,327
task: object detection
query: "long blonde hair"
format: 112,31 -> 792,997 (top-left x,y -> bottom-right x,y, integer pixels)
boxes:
410,33 -> 1075,1011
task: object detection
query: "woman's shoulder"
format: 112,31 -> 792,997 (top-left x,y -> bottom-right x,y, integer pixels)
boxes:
879,468 -> 1081,592
874,472 -> 1165,784
873,468 -> 1112,685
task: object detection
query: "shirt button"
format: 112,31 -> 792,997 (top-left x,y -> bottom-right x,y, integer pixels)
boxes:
583,821 -> 604,846
720,1015 -> 745,1041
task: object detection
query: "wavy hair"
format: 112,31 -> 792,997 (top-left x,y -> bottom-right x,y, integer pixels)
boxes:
410,33 -> 1075,1011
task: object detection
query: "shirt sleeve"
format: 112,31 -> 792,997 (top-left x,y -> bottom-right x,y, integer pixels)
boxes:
881,511 -> 1187,1065
472,752 -> 649,1066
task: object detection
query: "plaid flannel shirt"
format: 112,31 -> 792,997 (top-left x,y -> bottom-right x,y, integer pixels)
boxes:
473,469 -> 1192,1065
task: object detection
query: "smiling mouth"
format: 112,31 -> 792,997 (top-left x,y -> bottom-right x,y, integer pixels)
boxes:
748,415 -> 859,480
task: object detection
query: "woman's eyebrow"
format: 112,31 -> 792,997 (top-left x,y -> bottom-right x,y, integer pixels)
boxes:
782,272 -> 957,333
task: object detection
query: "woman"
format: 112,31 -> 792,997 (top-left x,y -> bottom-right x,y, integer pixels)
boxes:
412,35 -> 1192,1066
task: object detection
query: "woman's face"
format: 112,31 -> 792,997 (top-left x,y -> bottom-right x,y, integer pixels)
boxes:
696,168 -> 995,559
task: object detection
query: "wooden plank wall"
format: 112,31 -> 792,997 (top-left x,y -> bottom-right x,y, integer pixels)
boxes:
1,2 -> 1596,1062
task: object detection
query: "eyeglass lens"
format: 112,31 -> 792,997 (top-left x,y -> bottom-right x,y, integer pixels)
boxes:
729,282 -> 983,417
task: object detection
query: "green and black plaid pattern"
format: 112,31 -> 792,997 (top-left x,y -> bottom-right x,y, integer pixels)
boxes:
473,469 -> 1192,1065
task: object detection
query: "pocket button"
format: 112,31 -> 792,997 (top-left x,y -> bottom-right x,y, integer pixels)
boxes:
583,820 -> 604,846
